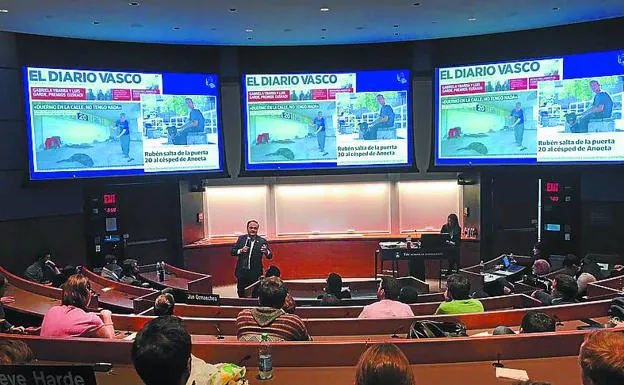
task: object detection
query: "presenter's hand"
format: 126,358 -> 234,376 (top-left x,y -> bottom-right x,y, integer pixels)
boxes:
240,246 -> 250,254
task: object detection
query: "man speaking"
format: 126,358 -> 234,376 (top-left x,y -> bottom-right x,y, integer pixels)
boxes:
230,220 -> 272,297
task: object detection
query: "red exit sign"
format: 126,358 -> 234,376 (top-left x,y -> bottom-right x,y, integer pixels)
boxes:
546,182 -> 560,193
103,193 -> 117,205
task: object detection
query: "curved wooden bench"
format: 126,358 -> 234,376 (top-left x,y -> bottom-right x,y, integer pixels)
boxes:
80,268 -> 156,313
137,263 -> 212,294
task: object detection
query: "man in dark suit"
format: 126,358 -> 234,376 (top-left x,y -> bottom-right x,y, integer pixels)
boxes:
230,220 -> 272,298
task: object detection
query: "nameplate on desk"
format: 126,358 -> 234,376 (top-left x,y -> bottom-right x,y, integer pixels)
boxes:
187,292 -> 220,306
0,365 -> 96,385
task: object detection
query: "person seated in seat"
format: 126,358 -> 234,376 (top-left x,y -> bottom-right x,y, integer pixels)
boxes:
492,326 -> 516,335
40,274 -> 115,339
398,286 -> 419,304
579,255 -> 603,281
359,277 -> 414,319
236,276 -> 310,341
254,265 -> 297,314
519,311 -> 556,333
354,343 -> 415,385
51,265 -> 76,288
532,259 -> 551,276
24,250 -> 61,284
577,273 -> 598,300
435,274 -> 484,315
120,259 -> 145,287
0,340 -> 34,364
133,315 -> 233,385
532,274 -> 579,306
154,293 -> 176,317
318,272 -> 352,306
101,254 -> 123,281
560,254 -> 581,277
0,272 -> 39,335
579,330 -> 624,385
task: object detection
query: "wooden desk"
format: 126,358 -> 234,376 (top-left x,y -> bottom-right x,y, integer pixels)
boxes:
588,275 -> 624,299
81,268 -> 156,313
460,255 -> 533,292
137,263 -> 212,294
111,299 -> 612,337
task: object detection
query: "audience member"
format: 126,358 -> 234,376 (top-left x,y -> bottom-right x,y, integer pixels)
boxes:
24,250 -> 61,284
399,286 -> 419,304
560,254 -> 581,277
0,340 -> 34,364
236,276 -> 310,341
520,311 -> 556,333
435,274 -> 484,315
0,273 -> 38,335
579,330 -> 624,385
120,259 -> 144,286
533,274 -> 579,306
533,241 -> 546,260
492,326 -> 516,335
580,255 -> 604,281
485,277 -> 514,297
51,265 -> 76,288
154,293 -> 175,316
532,259 -> 551,276
359,277 -> 414,319
40,274 -> 115,338
354,343 -> 415,385
577,272 -> 598,299
101,255 -> 123,281
265,265 -> 281,278
319,273 -> 352,305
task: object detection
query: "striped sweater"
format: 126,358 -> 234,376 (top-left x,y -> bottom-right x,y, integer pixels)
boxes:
236,307 -> 311,342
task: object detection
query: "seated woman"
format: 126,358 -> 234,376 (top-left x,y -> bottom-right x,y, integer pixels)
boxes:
40,274 -> 115,338
355,343 -> 415,385
441,213 -> 461,272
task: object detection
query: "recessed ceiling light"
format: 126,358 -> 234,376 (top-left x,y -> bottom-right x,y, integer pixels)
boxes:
173,26 -> 181,30
320,7 -> 330,12
229,8 -> 237,12
0,9 -> 9,13
468,17 -> 477,21
128,1 -> 140,6
92,20 -> 101,25
245,28 -> 253,33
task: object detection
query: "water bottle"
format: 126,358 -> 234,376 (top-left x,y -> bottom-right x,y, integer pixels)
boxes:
406,235 -> 412,249
479,260 -> 485,273
156,262 -> 164,282
258,333 -> 273,380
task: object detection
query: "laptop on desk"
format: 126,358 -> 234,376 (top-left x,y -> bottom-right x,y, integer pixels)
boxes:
492,255 -> 525,276
420,233 -> 448,249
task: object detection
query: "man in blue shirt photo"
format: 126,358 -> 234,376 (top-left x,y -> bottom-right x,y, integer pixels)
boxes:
176,97 -> 205,145
510,102 -> 526,151
578,80 -> 613,132
115,113 -> 131,158
370,94 -> 396,139
311,111 -> 327,154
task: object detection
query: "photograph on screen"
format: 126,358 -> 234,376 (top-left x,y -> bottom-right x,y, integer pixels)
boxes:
243,70 -> 411,171
437,58 -> 563,160
24,67 -> 222,179
536,75 -> 623,162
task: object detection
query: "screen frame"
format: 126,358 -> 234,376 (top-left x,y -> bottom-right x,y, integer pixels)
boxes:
239,68 -> 417,177
429,49 -> 624,171
22,65 -> 230,183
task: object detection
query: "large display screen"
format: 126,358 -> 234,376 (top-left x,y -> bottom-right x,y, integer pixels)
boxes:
435,50 -> 624,166
24,67 -> 224,180
242,69 -> 412,171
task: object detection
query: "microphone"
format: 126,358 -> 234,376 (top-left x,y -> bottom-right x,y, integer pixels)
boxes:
215,324 -> 224,340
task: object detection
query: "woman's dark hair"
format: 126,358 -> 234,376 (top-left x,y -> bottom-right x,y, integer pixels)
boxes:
326,273 -> 343,296
61,274 -> 91,310
355,343 -> 414,385
447,213 -> 460,229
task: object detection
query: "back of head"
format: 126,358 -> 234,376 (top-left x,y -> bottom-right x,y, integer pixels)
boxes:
380,277 -> 401,301
154,293 -> 175,316
532,259 -> 551,276
61,274 -> 91,310
132,316 -> 192,385
355,343 -> 414,385
577,273 -> 597,296
258,276 -> 287,309
265,265 -> 281,278
326,273 -> 343,296
447,274 -> 470,300
521,311 -> 555,333
554,274 -> 578,300
104,254 -> 117,265
579,331 -> 624,385
398,286 -> 419,304
0,340 -> 34,364
563,254 -> 581,268
493,326 -> 516,335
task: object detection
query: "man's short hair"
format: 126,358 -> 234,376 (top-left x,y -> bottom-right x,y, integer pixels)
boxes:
380,277 -> 401,300
554,274 -> 578,300
398,286 -> 419,304
246,220 -> 259,228
132,316 -> 191,385
326,273 -> 343,296
376,94 -> 384,99
447,274 -> 471,300
492,326 -> 516,335
265,265 -> 281,278
184,97 -> 193,103
590,80 -> 600,86
258,276 -> 287,309
579,331 -> 624,385
521,311 -> 556,333
0,340 -> 34,364
577,273 -> 597,296
120,113 -> 126,117
563,254 -> 581,268
154,293 -> 175,316
104,254 -> 117,265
